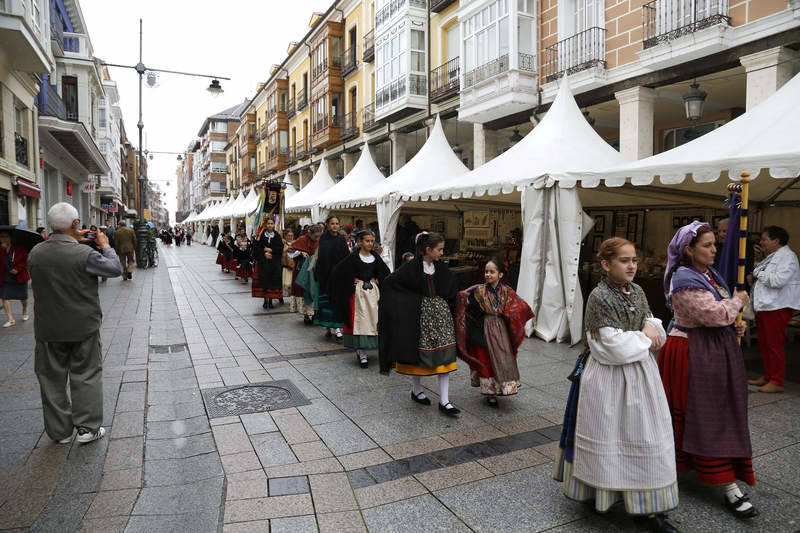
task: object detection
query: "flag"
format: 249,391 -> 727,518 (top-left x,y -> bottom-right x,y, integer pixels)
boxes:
717,192 -> 744,291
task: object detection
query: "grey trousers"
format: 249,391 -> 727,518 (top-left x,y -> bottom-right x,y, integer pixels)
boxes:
34,330 -> 103,440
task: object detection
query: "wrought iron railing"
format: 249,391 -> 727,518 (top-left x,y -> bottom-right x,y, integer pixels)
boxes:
259,162 -> 266,176
363,29 -> 374,62
431,0 -> 456,12
409,74 -> 427,96
362,102 -> 381,131
376,78 -> 407,109
295,139 -> 307,160
430,58 -> 460,101
287,98 -> 296,119
259,124 -> 267,141
464,54 -> 508,88
342,46 -> 358,77
642,0 -> 730,49
15,134 -> 28,167
341,111 -> 359,139
543,27 -> 606,83
519,52 -> 535,72
297,91 -> 308,111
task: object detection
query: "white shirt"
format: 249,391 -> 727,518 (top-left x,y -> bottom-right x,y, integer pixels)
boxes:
423,260 -> 435,275
359,253 -> 375,264
752,245 -> 800,312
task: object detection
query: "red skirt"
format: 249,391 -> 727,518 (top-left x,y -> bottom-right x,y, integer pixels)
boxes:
236,263 -> 253,279
225,256 -> 237,271
658,336 -> 755,486
468,344 -> 493,378
251,265 -> 282,299
216,252 -> 224,266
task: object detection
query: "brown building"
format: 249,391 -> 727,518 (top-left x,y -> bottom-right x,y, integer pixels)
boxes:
195,101 -> 250,208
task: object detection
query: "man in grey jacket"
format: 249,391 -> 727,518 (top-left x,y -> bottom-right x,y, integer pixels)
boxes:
28,203 -> 124,444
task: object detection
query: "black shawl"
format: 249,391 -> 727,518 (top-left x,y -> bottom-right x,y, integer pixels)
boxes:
330,251 -> 391,328
218,235 -> 234,258
314,231 -> 349,293
378,258 -> 457,374
253,231 -> 283,289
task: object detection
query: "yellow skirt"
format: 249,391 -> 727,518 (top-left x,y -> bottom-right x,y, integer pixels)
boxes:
394,362 -> 457,376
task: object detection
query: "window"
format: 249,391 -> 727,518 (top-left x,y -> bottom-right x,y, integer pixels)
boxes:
662,121 -> 725,151
446,24 -> 460,63
249,154 -> 256,172
31,0 -> 41,32
462,0 -> 509,79
14,106 -> 24,134
279,131 -> 288,154
210,141 -> 226,152
99,108 -> 107,129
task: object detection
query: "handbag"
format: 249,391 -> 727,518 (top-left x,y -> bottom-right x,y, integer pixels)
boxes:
742,294 -> 755,321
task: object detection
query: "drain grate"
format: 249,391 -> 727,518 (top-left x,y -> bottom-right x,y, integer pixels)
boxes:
149,343 -> 188,354
200,380 -> 310,418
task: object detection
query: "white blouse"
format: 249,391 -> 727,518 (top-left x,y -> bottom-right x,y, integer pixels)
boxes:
423,260 -> 435,275
359,253 -> 376,264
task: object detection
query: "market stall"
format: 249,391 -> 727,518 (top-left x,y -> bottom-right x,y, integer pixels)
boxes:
285,158 -> 336,222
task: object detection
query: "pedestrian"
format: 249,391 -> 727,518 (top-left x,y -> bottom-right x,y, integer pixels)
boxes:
378,232 -> 461,416
313,216 -> 350,340
291,224 -> 321,324
747,226 -> 800,393
554,238 -> 678,533
253,218 -> 284,309
0,230 -> 30,328
113,221 -> 136,281
331,229 -> 390,368
217,229 -> 235,273
343,224 -> 357,251
36,226 -> 48,241
28,202 -> 123,444
454,258 -> 533,406
186,227 -> 193,246
282,230 -> 297,299
658,221 -> 757,519
234,232 -> 253,284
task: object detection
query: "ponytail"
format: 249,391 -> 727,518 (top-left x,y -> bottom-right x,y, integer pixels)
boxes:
415,231 -> 444,258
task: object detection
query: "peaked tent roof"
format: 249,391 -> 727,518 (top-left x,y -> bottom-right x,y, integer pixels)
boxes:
241,187 -> 259,218
195,201 -> 216,221
229,191 -> 248,217
556,71 -> 800,202
319,143 -> 386,209
285,160 -> 336,213
348,115 -> 469,206
413,78 -> 628,201
283,172 -> 298,202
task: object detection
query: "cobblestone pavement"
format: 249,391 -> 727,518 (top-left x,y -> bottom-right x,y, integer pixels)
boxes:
1,242 -> 799,532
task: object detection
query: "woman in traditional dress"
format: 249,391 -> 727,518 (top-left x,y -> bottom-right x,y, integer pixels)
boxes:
216,229 -> 234,273
331,229 -> 391,368
455,258 -> 533,407
378,232 -> 461,417
554,238 -> 678,533
658,221 -> 757,519
234,232 -> 253,284
291,224 -> 322,324
252,218 -> 284,309
282,230 -> 297,300
313,216 -> 350,340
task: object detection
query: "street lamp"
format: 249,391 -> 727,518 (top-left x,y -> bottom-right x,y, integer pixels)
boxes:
102,20 -> 230,267
682,81 -> 707,122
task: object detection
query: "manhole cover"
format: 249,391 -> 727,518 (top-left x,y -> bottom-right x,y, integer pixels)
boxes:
200,380 -> 310,418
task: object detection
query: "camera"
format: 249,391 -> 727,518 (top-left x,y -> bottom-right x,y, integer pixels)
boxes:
85,231 -> 97,239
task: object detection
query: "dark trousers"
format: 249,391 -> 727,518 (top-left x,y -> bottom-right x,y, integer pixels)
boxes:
34,330 -> 103,440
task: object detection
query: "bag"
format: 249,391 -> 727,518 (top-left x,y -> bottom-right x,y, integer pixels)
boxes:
742,296 -> 755,321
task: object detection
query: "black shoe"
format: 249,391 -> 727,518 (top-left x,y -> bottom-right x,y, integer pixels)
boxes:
303,316 -> 313,325
128,272 -> 132,280
634,514 -> 679,533
262,302 -> 269,309
279,298 -> 284,305
411,391 -> 431,405
325,329 -> 332,338
439,402 -> 460,417
267,300 -> 274,309
358,353 -> 368,369
486,396 -> 499,408
724,494 -> 759,519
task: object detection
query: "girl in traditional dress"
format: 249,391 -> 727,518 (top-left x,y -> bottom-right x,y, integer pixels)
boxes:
282,230 -> 297,300
554,238 -> 678,533
252,218 -> 284,309
378,232 -> 461,417
455,258 -> 533,407
217,229 -> 234,273
292,224 -> 322,324
331,229 -> 391,368
313,216 -> 350,340
234,232 -> 253,283
659,222 -> 757,519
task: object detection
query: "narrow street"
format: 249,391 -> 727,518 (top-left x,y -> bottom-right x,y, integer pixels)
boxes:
1,242 -> 799,533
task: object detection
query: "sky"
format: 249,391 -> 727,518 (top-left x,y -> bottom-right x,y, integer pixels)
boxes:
81,0 -> 333,224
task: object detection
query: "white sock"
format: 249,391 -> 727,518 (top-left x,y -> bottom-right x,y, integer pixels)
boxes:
411,376 -> 424,397
357,350 -> 367,361
335,327 -> 342,335
725,483 -> 752,511
438,374 -> 450,406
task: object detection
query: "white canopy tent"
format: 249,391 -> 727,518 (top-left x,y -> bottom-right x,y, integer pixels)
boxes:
554,71 -> 800,205
240,187 -> 260,237
285,159 -> 336,222
283,172 -> 298,201
319,143 -> 387,210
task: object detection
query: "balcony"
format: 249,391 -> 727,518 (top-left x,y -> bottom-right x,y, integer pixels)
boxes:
37,80 -> 66,120
259,162 -> 266,177
464,54 -> 508,88
311,113 -> 341,150
259,124 -> 267,142
642,0 -> 730,49
266,148 -> 287,172
287,98 -> 296,119
342,46 -> 358,78
431,0 -> 456,12
458,51 -> 538,123
63,31 -> 90,59
0,0 -> 54,72
430,58 -> 460,103
363,29 -> 374,62
362,103 -> 382,132
14,134 -> 28,167
376,0 -> 425,31
50,10 -> 64,55
340,111 -> 359,140
295,139 -> 308,161
543,27 -> 606,83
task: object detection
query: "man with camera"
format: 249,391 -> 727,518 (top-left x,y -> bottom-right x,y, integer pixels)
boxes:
28,203 -> 123,444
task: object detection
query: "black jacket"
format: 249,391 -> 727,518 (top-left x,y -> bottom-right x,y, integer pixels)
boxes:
253,231 -> 283,289
331,250 -> 391,328
314,232 -> 350,293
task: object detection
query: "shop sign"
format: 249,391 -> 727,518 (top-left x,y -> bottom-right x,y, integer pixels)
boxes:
66,181 -> 72,196
81,183 -> 96,194
107,202 -> 118,213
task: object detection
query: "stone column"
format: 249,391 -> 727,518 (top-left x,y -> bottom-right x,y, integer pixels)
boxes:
342,151 -> 359,175
324,158 -> 339,180
298,168 -> 312,189
289,172 -> 300,190
390,132 -> 408,174
473,123 -> 498,168
614,86 -> 656,160
740,47 -> 799,111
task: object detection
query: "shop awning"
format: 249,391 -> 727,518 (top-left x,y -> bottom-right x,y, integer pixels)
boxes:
14,177 -> 41,199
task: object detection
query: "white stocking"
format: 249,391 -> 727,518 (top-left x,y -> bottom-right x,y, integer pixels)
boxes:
724,483 -> 753,511
438,374 -> 450,406
411,376 -> 424,397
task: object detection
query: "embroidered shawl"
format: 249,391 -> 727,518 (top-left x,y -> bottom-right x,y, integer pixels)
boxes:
583,280 -> 649,341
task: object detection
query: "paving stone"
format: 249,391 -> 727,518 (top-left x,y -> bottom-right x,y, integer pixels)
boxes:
297,398 -> 347,425
440,425 -> 507,447
314,419 -> 377,456
536,424 -> 564,441
111,411 -> 144,439
146,432 -> 217,460
226,470 -> 267,483
100,468 -> 142,491
338,448 -> 393,471
115,390 -> 146,413
248,431 -> 297,468
146,416 -> 211,440
362,494 -> 469,533
144,452 -> 224,486
273,413 -> 318,445
268,475 -> 310,496
533,441 -> 560,461
125,509 -> 220,533
477,447 -> 551,475
317,510 -> 366,533
210,415 -> 240,426
383,436 -> 452,460
226,478 -> 269,500
223,494 -> 313,522
269,515 -> 319,533
77,516 -> 129,533
123,370 -> 147,382
265,457 -> 343,479
308,472 -> 357,513
354,476 -> 429,509
414,461 -> 494,491
120,382 -> 147,393
220,451 -> 263,474
365,455 -> 441,483
493,415 -> 555,435
212,423 -> 254,455
84,488 -> 140,518
239,412 -> 277,435
147,388 -> 202,405
292,441 -> 333,462
30,492 -> 94,533
222,520 -> 271,533
146,400 -> 207,422
0,489 -> 51,530
104,436 -> 143,472
131,476 -> 224,515
346,469 -> 377,489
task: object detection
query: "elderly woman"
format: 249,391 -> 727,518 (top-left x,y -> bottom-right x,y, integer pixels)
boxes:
0,230 -> 30,328
659,221 -> 757,519
747,226 -> 800,393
